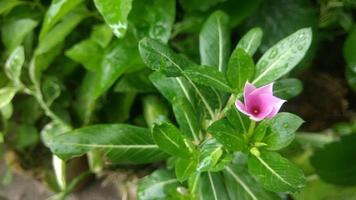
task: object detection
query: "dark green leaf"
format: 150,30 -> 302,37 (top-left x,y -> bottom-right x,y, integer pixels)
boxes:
139,37 -> 195,76
179,0 -> 226,12
152,122 -> 195,159
208,118 -> 245,151
198,172 -> 229,200
137,169 -> 183,200
264,112 -> 304,150
252,28 -> 312,86
311,134 -> 356,186
248,150 -> 305,193
183,66 -> 232,92
129,0 -> 175,43
46,124 -> 167,164
172,97 -> 201,142
226,105 -> 250,134
94,0 -> 133,38
175,158 -> 197,182
114,69 -> 156,93
223,164 -> 279,200
197,139 -> 231,172
227,48 -> 255,92
273,78 -> 303,100
236,27 -> 263,56
142,95 -> 170,127
199,10 -> 230,72
0,0 -> 24,15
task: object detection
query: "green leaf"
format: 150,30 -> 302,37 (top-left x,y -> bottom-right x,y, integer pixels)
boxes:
137,169 -> 183,200
152,122 -> 195,159
227,48 -> 255,92
344,27 -> 356,69
1,18 -> 38,52
141,39 -> 221,119
37,6 -> 87,54
248,150 -> 305,193
175,158 -> 197,182
179,0 -> 226,12
197,139 -> 232,172
13,124 -> 40,150
199,172 -> 229,200
94,35 -> 143,98
46,124 -> 167,164
143,95 -> 170,127
114,69 -> 156,93
226,105 -> 250,134
311,134 -> 356,186
94,0 -> 133,38
129,0 -> 175,43
273,78 -> 303,100
208,118 -> 245,151
263,112 -> 304,150
252,28 -> 312,86
139,37 -> 195,76
90,24 -> 113,48
183,66 -> 232,92
0,0 -> 24,15
172,97 -> 201,142
223,164 -> 279,200
236,27 -> 263,56
65,39 -> 103,71
5,46 -> 24,86
0,87 -> 17,109
199,10 -> 230,72
40,0 -> 83,39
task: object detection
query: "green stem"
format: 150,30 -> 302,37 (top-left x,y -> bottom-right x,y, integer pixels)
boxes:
247,121 -> 256,139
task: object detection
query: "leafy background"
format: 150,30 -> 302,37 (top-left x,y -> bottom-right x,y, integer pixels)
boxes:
0,0 -> 355,199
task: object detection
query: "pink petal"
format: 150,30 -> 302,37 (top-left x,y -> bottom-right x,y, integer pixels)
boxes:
244,82 -> 256,100
235,100 -> 250,116
250,106 -> 273,121
250,82 -> 274,97
266,99 -> 286,118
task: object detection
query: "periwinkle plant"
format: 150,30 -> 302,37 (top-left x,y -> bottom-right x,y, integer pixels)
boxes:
45,10 -> 311,200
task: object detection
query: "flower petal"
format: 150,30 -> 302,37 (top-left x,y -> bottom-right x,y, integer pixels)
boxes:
235,100 -> 250,116
250,82 -> 274,96
244,82 -> 256,99
249,106 -> 273,121
266,99 -> 286,118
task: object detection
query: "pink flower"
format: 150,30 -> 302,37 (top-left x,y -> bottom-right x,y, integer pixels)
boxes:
235,82 -> 286,121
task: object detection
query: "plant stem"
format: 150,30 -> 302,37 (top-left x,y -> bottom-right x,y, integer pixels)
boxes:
247,121 -> 256,139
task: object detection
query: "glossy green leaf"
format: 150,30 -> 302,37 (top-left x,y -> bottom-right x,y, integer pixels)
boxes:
248,150 -> 305,193
139,37 -> 195,76
226,105 -> 250,134
152,122 -> 195,159
0,87 -> 17,109
273,78 -> 303,100
236,27 -> 263,56
175,158 -> 197,182
5,46 -> 24,86
198,172 -> 229,200
311,134 -> 356,186
94,34 -> 143,98
137,169 -> 183,200
65,39 -> 103,71
1,18 -> 38,52
227,48 -> 255,92
94,0 -> 133,38
223,164 -> 279,200
172,97 -> 201,142
40,0 -> 83,39
129,0 -> 175,43
90,24 -> 113,48
253,28 -> 312,86
46,124 -> 167,164
208,118 -> 245,151
263,112 -> 304,150
37,6 -> 87,54
197,139 -> 232,172
183,66 -> 232,92
199,11 -> 230,72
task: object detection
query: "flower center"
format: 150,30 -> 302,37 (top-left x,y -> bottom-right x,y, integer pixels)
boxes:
252,108 -> 260,115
